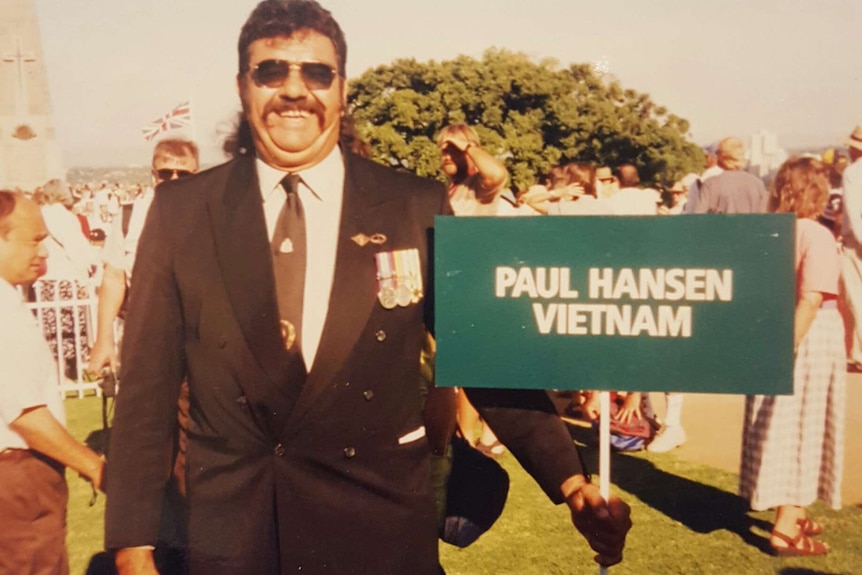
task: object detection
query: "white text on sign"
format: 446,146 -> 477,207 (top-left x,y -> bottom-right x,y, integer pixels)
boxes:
494,267 -> 733,337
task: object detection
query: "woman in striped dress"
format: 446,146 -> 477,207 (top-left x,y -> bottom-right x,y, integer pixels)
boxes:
739,157 -> 845,556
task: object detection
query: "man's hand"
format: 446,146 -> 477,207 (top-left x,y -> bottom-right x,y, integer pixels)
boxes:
115,547 -> 159,575
82,457 -> 106,493
580,392 -> 600,421
90,263 -> 126,374
89,335 -> 119,374
441,132 -> 471,153
563,479 -> 632,567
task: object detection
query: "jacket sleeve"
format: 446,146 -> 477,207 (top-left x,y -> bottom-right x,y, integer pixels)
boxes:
464,388 -> 586,504
104,188 -> 186,549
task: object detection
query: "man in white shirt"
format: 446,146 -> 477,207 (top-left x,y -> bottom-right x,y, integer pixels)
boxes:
89,138 -> 199,373
0,190 -> 104,575
606,164 -> 660,215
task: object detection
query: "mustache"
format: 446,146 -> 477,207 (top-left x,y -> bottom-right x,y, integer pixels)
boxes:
265,98 -> 323,117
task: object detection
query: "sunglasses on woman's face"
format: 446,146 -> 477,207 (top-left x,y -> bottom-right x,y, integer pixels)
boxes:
249,60 -> 338,90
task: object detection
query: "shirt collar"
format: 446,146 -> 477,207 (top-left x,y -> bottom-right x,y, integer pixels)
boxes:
256,146 -> 345,203
0,277 -> 23,302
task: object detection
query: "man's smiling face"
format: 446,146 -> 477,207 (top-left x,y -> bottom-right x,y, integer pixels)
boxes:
238,30 -> 345,172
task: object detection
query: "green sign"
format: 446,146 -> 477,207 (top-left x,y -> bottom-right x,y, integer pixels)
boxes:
434,214 -> 795,395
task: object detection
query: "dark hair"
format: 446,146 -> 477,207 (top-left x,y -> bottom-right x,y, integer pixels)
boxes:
0,190 -> 21,237
153,138 -> 200,166
222,113 -> 256,158
769,157 -> 829,219
238,0 -> 347,78
565,164 -> 597,197
545,165 -> 569,190
617,164 -> 640,188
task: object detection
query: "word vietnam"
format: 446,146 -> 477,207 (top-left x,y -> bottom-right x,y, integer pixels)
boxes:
494,267 -> 734,337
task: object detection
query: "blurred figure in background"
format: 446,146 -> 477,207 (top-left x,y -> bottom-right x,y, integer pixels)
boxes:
595,166 -> 619,199
606,164 -> 659,215
839,125 -> 862,370
39,179 -> 95,282
739,157 -> 844,556
685,142 -> 722,213
437,123 -> 509,456
693,137 -> 767,214
658,180 -> 689,215
437,123 -> 508,217
89,138 -> 200,374
818,148 -> 844,238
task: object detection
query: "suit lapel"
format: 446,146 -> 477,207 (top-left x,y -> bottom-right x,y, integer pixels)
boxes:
283,153 -> 387,435
208,157 -> 287,394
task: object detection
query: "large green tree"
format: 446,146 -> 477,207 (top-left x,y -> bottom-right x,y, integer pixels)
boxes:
348,49 -> 703,191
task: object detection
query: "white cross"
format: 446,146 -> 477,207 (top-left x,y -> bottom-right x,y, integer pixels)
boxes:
2,36 -> 37,116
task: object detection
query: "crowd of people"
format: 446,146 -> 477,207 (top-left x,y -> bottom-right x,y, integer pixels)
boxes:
0,0 -> 859,573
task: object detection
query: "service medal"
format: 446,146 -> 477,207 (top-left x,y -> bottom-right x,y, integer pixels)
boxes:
379,286 -> 398,309
395,284 -> 412,307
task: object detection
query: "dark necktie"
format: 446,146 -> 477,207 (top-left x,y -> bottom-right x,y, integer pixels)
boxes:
271,173 -> 306,357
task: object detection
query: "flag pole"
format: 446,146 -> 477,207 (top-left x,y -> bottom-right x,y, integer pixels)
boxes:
599,390 -> 611,575
189,92 -> 197,144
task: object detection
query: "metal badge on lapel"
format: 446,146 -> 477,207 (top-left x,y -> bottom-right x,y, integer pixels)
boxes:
280,319 -> 297,350
279,238 -> 294,254
375,248 -> 423,309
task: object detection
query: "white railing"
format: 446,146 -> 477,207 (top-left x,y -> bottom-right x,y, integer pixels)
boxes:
25,278 -> 103,399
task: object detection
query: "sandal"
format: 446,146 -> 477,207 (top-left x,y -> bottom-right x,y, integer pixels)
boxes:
798,517 -> 823,536
770,530 -> 829,557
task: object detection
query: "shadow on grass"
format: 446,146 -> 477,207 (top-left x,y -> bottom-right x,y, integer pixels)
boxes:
778,570 -> 837,575
568,425 -> 773,554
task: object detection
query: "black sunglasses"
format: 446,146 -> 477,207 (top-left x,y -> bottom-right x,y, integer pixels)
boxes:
249,60 -> 338,90
153,168 -> 194,180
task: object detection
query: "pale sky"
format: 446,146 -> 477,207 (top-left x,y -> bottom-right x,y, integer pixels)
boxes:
32,0 -> 862,167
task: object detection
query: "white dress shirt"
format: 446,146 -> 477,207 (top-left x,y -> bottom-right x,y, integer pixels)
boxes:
0,279 -> 65,450
41,202 -> 94,280
101,187 -> 154,281
256,148 -> 345,370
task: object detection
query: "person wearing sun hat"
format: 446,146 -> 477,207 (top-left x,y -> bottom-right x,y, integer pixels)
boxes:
839,124 -> 862,370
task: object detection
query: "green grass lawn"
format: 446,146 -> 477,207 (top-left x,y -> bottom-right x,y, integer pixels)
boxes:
65,397 -> 862,575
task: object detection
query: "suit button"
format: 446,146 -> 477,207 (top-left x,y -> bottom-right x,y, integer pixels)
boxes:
236,395 -> 248,405
218,336 -> 228,349
274,444 -> 285,457
375,330 -> 386,342
343,447 -> 356,458
363,390 -> 374,401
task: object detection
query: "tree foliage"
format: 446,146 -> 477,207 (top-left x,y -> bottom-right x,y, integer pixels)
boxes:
348,49 -> 703,191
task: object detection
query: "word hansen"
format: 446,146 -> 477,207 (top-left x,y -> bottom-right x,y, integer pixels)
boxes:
494,267 -> 734,337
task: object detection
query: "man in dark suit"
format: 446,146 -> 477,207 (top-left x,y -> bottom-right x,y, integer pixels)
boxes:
105,2 -> 630,574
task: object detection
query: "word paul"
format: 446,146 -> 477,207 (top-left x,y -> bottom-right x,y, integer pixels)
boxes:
494,267 -> 733,337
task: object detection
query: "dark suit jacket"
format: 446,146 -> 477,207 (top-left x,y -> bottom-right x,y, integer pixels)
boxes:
105,152 -> 582,575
